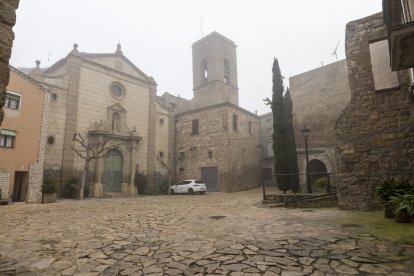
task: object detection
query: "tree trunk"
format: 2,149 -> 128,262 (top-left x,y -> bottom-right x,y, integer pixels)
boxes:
168,174 -> 172,195
79,162 -> 89,200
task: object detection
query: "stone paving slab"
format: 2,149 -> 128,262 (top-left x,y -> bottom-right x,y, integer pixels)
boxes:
0,188 -> 413,275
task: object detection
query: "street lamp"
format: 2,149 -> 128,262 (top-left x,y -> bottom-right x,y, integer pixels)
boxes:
301,126 -> 312,194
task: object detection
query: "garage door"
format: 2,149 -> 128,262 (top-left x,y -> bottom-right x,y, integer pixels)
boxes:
201,167 -> 218,192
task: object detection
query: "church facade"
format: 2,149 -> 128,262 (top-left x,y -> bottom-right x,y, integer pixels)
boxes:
30,44 -> 164,196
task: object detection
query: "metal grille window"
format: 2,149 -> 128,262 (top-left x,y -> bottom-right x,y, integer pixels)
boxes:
5,93 -> 21,110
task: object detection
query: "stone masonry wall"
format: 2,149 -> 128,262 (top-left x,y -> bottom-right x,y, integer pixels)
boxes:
0,168 -> 10,200
335,13 -> 414,209
176,103 -> 261,192
0,0 -> 19,126
27,90 -> 50,203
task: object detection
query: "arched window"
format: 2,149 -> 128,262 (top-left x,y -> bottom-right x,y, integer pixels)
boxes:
201,59 -> 208,85
224,59 -> 230,84
112,112 -> 121,132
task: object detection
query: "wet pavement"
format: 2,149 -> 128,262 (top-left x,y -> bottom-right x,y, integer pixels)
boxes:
0,189 -> 413,275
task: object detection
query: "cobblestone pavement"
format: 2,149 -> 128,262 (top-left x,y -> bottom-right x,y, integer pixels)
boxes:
0,189 -> 413,275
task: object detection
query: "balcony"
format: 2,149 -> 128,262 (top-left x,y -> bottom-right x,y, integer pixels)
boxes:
383,0 -> 414,71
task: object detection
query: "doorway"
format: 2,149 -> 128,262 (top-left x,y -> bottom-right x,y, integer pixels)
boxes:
12,171 -> 27,202
103,149 -> 123,192
201,167 -> 218,192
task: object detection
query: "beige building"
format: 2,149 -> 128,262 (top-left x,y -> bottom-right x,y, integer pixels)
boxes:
290,60 -> 352,191
0,66 -> 49,203
171,32 -> 262,192
29,44 -> 160,196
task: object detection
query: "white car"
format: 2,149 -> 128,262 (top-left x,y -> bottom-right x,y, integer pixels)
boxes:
170,180 -> 207,195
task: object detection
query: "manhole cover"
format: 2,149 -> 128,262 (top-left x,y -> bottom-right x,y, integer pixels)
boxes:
209,216 -> 226,220
342,224 -> 363,228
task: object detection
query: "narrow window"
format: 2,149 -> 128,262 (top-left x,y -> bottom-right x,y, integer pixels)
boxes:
179,152 -> 185,159
201,59 -> 208,85
5,92 -> 21,110
248,121 -> 252,135
224,59 -> 230,84
233,114 -> 238,131
192,119 -> 199,135
208,151 -> 213,158
159,151 -> 164,159
179,167 -> 184,172
159,118 -> 164,126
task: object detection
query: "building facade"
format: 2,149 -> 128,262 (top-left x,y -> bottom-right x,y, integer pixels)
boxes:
0,66 -> 49,203
335,12 -> 414,209
171,32 -> 262,192
290,60 -> 352,191
30,44 -> 158,196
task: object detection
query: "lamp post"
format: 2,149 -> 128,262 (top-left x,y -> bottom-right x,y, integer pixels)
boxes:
301,126 -> 312,194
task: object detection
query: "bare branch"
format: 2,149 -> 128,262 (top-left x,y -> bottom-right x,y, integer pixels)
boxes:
70,143 -> 88,160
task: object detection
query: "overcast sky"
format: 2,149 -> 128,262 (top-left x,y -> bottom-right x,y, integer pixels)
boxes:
10,0 -> 381,114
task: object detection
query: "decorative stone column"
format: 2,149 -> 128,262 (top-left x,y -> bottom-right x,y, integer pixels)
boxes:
93,157 -> 104,197
128,140 -> 137,195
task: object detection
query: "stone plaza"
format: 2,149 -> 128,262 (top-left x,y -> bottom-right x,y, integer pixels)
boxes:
0,189 -> 413,275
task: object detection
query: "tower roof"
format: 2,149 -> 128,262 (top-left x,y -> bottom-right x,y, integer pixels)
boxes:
192,31 -> 237,48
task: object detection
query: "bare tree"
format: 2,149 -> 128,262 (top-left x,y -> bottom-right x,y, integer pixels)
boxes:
156,153 -> 183,195
71,133 -> 119,199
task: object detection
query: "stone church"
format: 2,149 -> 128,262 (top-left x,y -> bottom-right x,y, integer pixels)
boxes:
29,44 -> 164,196
27,32 -> 261,196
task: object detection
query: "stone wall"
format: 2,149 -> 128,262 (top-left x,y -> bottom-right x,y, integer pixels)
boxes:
0,168 -> 10,200
335,13 -> 414,209
290,60 -> 351,149
0,0 -> 19,126
176,103 -> 261,192
27,90 -> 50,203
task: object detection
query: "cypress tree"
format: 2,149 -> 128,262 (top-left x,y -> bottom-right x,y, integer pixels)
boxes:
271,58 -> 290,192
283,88 -> 300,192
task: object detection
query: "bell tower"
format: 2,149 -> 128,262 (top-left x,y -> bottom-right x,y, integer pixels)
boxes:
191,32 -> 239,109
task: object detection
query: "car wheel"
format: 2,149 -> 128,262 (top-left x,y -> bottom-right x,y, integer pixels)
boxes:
200,191 -> 205,195
188,188 -> 194,195
170,189 -> 175,195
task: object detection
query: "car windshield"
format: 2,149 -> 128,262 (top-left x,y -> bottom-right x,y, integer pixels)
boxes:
195,181 -> 204,184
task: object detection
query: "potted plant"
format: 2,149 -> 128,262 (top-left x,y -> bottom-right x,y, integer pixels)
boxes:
42,177 -> 57,203
389,194 -> 414,223
376,178 -> 398,218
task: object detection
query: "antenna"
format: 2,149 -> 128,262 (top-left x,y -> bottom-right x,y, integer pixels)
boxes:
320,61 -> 324,67
332,41 -> 340,61
200,18 -> 204,38
47,51 -> 51,67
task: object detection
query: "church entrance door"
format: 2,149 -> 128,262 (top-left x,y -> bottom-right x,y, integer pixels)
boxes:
103,149 -> 123,192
